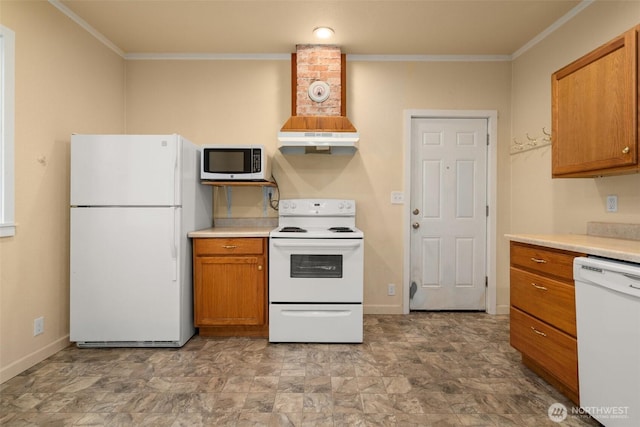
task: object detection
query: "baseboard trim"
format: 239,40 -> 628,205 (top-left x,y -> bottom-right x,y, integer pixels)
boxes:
495,304 -> 510,315
0,335 -> 70,384
364,304 -> 404,315
366,304 -> 511,316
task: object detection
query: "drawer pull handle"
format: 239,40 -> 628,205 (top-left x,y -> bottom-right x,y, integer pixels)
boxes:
223,245 -> 238,249
531,283 -> 548,291
531,327 -> 547,337
530,257 -> 547,264
622,146 -> 630,154
623,273 -> 640,282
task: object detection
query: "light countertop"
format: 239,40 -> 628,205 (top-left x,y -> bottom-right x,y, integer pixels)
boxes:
506,234 -> 640,264
188,226 -> 274,238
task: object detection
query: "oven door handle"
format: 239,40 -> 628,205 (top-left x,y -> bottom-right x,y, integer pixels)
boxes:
280,309 -> 353,318
272,241 -> 362,249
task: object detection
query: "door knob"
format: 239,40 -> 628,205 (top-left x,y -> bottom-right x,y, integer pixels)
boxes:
413,208 -> 420,215
258,265 -> 263,271
412,222 -> 420,229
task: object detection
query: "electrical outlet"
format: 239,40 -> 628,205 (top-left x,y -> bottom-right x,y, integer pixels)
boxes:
606,195 -> 618,212
390,191 -> 404,205
387,284 -> 396,296
33,317 -> 44,336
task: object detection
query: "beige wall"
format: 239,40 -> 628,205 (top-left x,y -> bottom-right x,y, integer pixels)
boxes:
125,59 -> 512,314
0,1 -> 125,382
510,1 -> 640,234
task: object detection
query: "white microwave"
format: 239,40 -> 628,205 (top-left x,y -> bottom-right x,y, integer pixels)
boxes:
200,145 -> 270,181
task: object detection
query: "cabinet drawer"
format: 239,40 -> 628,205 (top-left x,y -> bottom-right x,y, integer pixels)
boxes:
510,242 -> 581,281
194,238 -> 265,255
510,307 -> 578,393
510,267 -> 576,336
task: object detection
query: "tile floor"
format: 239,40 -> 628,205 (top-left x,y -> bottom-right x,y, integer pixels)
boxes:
1,313 -> 600,426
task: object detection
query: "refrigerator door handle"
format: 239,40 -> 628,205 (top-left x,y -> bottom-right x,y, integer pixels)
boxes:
173,136 -> 181,205
171,208 -> 179,281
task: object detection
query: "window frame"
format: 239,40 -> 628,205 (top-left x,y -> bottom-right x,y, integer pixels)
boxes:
0,25 -> 15,237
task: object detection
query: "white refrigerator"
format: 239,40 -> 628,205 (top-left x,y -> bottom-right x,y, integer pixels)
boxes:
70,134 -> 212,347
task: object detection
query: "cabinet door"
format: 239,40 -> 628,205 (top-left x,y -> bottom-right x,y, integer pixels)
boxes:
194,255 -> 266,326
552,26 -> 638,177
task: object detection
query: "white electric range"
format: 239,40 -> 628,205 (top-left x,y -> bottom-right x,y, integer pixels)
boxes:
269,199 -> 364,343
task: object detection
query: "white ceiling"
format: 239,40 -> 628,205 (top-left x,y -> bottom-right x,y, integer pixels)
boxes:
55,0 -> 587,58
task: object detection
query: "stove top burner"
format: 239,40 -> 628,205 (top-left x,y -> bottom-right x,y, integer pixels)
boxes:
280,226 -> 307,233
329,227 -> 354,233
271,224 -> 362,239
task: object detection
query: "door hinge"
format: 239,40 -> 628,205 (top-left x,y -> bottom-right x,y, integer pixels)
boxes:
485,276 -> 488,287
486,205 -> 489,217
486,134 -> 490,145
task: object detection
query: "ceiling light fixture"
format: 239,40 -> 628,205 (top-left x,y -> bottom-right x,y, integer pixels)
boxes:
313,27 -> 335,40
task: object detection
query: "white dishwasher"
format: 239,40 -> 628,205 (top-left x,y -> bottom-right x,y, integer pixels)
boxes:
574,256 -> 640,427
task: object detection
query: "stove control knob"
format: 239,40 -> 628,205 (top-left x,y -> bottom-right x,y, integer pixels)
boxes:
282,201 -> 290,210
346,202 -> 353,209
291,202 -> 297,209
338,202 -> 345,209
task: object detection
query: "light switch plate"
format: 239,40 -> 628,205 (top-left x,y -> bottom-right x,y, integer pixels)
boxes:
606,195 -> 618,212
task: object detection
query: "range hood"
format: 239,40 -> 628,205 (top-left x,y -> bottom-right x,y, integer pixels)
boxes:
278,115 -> 359,155
278,45 -> 359,155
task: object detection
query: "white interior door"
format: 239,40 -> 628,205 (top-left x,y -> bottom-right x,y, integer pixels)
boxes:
409,118 -> 487,310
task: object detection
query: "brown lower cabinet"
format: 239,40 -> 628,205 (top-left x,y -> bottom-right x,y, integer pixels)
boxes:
510,241 -> 585,404
192,237 -> 268,337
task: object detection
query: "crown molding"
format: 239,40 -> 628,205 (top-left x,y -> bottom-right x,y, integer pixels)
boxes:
50,0 -> 595,63
347,54 -> 511,62
124,53 -> 291,61
512,0 -> 595,59
49,0 -> 124,57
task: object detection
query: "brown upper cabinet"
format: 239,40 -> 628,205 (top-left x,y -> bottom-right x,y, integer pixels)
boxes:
552,24 -> 639,178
